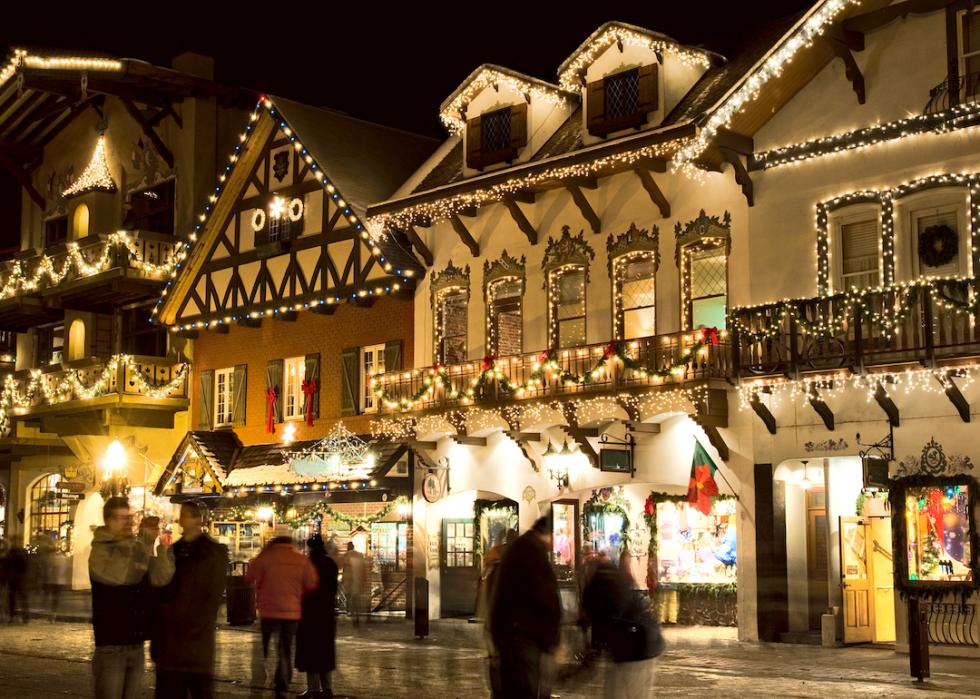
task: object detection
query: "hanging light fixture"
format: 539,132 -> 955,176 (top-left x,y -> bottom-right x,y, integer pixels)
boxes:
544,440 -> 570,491
800,459 -> 812,491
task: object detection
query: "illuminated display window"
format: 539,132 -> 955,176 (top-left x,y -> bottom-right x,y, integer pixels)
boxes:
905,485 -> 973,582
655,498 -> 737,584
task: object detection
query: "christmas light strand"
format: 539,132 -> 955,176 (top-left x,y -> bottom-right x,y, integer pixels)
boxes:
0,49 -> 123,87
0,355 -> 188,434
62,135 -> 116,197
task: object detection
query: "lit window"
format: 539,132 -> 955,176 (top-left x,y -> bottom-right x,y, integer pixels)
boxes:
904,485 -> 973,583
914,209 -> 961,278
72,204 -> 89,239
685,246 -> 727,329
437,290 -> 467,365
283,356 -> 305,420
361,344 -> 385,413
552,266 -> 586,349
616,255 -> 656,339
489,278 -> 523,357
215,367 -> 235,427
959,9 -> 980,99
30,474 -> 72,552
839,218 -> 880,290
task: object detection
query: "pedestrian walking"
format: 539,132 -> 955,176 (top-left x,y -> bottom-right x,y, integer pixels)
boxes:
6,543 -> 29,624
480,528 -> 517,698
489,516 -> 561,699
245,531 -> 318,698
580,557 -> 664,699
295,535 -> 338,699
340,542 -> 367,624
90,496 -> 174,699
44,546 -> 72,620
152,502 -> 227,698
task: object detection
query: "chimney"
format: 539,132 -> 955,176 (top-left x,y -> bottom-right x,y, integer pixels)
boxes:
171,52 -> 214,80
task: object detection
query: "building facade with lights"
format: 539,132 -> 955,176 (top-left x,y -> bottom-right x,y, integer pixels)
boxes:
0,50 -> 255,587
151,95 -> 437,614
364,1 -> 980,653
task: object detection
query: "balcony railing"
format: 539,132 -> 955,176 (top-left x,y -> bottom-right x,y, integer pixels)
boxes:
373,330 -> 730,414
2,354 -> 188,429
925,71 -> 980,114
730,280 -> 980,378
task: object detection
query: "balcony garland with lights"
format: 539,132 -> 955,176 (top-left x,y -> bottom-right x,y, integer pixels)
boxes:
221,497 -> 409,530
371,328 -> 721,413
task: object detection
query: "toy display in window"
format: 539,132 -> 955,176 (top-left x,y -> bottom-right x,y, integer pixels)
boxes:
656,499 -> 737,584
905,485 -> 973,582
588,510 -> 625,561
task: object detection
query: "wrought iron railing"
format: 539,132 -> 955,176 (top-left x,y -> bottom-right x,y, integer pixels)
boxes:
925,71 -> 980,114
731,281 -> 980,378
373,330 -> 730,414
923,602 -> 979,647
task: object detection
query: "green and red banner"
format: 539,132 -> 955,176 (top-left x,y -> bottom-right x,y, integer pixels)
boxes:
687,441 -> 720,515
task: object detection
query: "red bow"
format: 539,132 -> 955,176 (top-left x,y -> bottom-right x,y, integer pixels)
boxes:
481,354 -> 496,372
603,341 -> 620,359
432,362 -> 443,373
301,379 -> 317,426
700,327 -> 720,345
265,386 -> 278,433
644,495 -> 655,516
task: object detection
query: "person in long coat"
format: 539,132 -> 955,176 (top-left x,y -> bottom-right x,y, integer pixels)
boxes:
296,535 -> 338,699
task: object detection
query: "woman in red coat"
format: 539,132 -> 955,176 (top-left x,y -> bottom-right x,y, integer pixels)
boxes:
296,535 -> 338,699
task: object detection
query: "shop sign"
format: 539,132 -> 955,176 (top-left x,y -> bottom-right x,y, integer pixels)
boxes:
599,448 -> 631,474
59,462 -> 94,492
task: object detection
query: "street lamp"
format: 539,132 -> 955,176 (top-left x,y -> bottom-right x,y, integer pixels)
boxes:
100,439 -> 129,499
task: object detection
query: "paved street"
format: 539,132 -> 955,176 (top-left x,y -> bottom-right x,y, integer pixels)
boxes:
0,616 -> 978,698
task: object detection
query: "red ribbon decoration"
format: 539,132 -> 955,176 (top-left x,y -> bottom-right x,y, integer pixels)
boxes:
700,327 -> 720,345
301,379 -> 317,426
265,386 -> 278,433
603,340 -> 620,359
481,354 -> 496,372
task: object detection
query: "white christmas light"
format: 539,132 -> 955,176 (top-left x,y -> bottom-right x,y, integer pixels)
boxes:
63,136 -> 116,197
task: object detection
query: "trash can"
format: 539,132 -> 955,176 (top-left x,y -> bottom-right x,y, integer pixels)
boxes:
226,561 -> 256,626
414,577 -> 429,639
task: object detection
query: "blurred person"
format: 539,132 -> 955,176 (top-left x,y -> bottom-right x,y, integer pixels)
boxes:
245,529 -> 318,698
44,546 -> 72,620
152,502 -> 227,698
90,496 -> 174,699
295,535 -> 338,699
6,542 -> 28,623
580,556 -> 664,699
489,516 -> 560,699
0,538 -> 8,622
341,541 -> 367,624
480,528 -> 517,698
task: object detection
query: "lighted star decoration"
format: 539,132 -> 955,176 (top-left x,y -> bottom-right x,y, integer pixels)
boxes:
284,423 -> 376,481
63,135 -> 116,197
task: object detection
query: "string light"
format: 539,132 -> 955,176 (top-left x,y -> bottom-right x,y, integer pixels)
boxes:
62,136 -> 116,197
671,0 -> 859,178
557,22 -> 714,90
0,355 -> 188,435
0,49 -> 123,87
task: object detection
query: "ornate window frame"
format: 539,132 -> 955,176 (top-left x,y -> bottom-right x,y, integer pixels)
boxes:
542,226 -> 595,348
430,261 -> 470,364
675,210 -> 731,330
483,250 -> 526,357
608,223 -> 660,340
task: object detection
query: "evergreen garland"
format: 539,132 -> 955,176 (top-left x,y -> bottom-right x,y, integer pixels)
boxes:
582,487 -> 631,555
217,496 -> 409,530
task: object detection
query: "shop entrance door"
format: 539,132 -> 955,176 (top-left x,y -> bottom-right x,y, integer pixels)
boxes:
440,518 -> 478,618
869,515 -> 896,643
806,488 -> 829,631
840,516 -> 874,644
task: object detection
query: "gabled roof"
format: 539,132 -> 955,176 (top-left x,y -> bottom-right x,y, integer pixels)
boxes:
439,64 -> 578,133
556,21 -> 723,90
154,430 -> 242,494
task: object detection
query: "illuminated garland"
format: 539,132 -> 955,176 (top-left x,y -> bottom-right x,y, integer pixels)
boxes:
273,496 -> 409,530
0,355 -> 188,434
0,231 -> 178,300
63,135 -> 116,197
372,330 -> 719,413
582,486 -> 631,555
671,0 -> 859,178
0,49 -> 123,87
749,102 -> 980,171
729,277 -> 979,343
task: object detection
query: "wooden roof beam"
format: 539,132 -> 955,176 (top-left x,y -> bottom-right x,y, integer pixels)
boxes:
940,373 -> 971,423
807,385 -> 835,431
749,393 -> 776,434
566,183 -> 600,235
719,147 -> 754,207
121,98 -> 175,168
827,27 -> 866,105
843,0 -> 951,34
0,147 -> 44,209
633,163 -> 670,218
874,383 -> 900,427
559,402 -> 598,467
450,212 -> 480,257
403,225 -> 433,267
501,193 -> 538,244
715,128 -> 755,156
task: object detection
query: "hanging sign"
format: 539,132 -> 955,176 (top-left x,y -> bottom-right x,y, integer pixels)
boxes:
600,448 -> 632,474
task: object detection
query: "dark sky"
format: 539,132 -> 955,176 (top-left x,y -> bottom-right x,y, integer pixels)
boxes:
0,1 -> 814,243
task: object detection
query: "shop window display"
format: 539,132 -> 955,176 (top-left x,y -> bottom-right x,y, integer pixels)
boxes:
905,485 -> 973,582
371,521 -> 408,571
655,498 -> 737,584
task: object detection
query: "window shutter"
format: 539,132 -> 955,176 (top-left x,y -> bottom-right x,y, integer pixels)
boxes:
198,369 -> 214,430
341,348 -> 360,416
266,359 -> 283,424
384,340 -> 403,373
304,353 -> 321,419
509,102 -> 528,151
231,364 -> 247,426
465,116 -> 483,169
586,79 -> 606,135
638,63 -> 659,114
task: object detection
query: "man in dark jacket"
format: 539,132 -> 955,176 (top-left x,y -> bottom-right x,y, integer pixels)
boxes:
489,516 -> 560,699
152,501 -> 228,699
90,496 -> 174,699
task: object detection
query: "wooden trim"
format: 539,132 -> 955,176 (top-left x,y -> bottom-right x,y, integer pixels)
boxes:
404,225 -> 433,266
632,164 -> 670,218
450,213 -> 480,256
0,147 -> 44,208
501,194 -> 537,244
565,184 -> 600,235
719,147 -> 754,206
121,98 -> 175,168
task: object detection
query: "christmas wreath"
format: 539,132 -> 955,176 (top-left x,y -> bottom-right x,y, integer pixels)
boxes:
918,224 -> 958,269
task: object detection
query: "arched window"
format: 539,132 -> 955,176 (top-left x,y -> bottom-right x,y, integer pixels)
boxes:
542,227 -> 594,349
484,251 -> 526,357
676,211 -> 731,330
430,262 -> 470,365
608,224 -> 660,340
67,319 -> 86,361
30,473 -> 73,550
72,204 -> 90,239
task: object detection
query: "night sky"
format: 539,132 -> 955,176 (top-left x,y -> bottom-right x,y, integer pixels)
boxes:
0,1 -> 815,243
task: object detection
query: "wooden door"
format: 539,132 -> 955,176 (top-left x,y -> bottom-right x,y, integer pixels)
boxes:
806,488 -> 829,631
869,516 -> 896,643
840,516 -> 874,644
440,519 -> 479,618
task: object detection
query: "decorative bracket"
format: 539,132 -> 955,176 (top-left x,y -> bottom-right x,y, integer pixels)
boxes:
501,194 -> 538,244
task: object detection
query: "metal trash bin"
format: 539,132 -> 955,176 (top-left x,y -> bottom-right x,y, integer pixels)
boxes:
414,577 -> 429,639
226,560 -> 256,626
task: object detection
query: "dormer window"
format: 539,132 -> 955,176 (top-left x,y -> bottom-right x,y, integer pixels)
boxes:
466,103 -> 527,170
587,64 -> 658,137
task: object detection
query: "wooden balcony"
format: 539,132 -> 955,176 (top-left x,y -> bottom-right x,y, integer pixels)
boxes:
373,330 -> 731,416
0,231 -> 178,331
5,354 -> 188,435
730,280 -> 980,379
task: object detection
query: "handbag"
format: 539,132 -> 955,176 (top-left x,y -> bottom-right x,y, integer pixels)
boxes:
608,597 -> 665,662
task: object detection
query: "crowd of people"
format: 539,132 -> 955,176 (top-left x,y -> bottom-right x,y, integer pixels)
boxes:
0,536 -> 70,623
